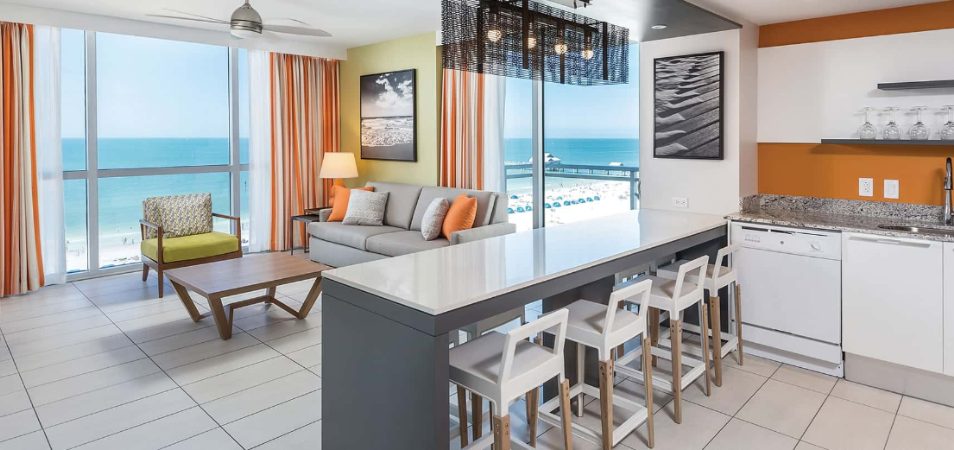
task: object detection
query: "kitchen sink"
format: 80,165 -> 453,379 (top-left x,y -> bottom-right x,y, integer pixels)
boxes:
878,224 -> 954,236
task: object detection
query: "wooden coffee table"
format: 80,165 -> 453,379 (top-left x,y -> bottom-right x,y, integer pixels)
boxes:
165,253 -> 330,340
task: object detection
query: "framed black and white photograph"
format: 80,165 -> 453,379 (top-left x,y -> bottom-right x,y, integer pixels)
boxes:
360,69 -> 417,162
653,51 -> 724,160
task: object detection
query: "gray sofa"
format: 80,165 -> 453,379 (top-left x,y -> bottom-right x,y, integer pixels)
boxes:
308,182 -> 516,267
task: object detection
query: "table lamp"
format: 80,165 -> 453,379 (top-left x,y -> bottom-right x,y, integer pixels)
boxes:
319,152 -> 359,200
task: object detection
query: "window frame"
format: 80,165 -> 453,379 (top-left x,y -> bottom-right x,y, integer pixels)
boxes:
63,31 -> 249,280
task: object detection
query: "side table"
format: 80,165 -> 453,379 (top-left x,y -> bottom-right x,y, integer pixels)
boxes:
289,213 -> 324,255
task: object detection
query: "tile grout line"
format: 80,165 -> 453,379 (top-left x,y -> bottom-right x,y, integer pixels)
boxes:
69,281 -> 248,450
245,418 -> 321,450
0,320 -> 55,449
699,358 -> 775,449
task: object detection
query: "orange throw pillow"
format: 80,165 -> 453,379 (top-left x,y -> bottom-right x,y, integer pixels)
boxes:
442,194 -> 478,239
328,186 -> 374,222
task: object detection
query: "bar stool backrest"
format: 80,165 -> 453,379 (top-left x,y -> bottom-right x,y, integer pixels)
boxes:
499,308 -> 569,384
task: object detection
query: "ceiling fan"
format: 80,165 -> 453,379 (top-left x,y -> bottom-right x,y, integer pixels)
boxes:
147,0 -> 332,39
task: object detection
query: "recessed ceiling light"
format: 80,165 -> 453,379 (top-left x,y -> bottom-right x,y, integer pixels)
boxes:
651,24 -> 668,30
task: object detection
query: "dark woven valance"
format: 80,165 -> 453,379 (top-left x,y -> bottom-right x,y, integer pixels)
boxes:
441,0 -> 629,86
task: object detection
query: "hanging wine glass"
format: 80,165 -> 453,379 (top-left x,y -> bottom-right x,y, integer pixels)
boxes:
882,107 -> 901,140
859,107 -> 878,140
908,106 -> 930,141
940,106 -> 954,141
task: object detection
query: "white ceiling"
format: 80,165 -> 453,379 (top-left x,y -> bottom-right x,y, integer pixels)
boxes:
692,0 -> 941,25
1,0 -> 440,51
0,0 -> 945,55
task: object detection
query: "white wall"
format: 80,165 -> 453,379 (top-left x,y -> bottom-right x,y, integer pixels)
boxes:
0,3 -> 346,59
758,28 -> 954,143
639,27 -> 758,215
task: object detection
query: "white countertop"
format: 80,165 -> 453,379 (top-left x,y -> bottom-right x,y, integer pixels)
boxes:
323,209 -> 727,315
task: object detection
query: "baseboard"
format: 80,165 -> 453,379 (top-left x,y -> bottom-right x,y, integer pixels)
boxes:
846,353 -> 954,407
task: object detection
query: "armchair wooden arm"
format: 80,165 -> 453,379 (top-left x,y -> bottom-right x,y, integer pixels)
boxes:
212,213 -> 242,245
139,219 -> 165,263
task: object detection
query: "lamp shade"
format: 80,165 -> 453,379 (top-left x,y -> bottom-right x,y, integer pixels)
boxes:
319,153 -> 358,179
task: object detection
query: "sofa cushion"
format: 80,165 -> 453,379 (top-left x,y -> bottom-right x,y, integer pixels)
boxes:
141,231 -> 238,263
308,222 -> 403,251
366,182 -> 423,229
366,231 -> 450,257
410,187 -> 496,230
342,190 -> 389,226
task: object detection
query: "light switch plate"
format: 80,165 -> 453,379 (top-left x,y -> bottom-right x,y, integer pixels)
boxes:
859,178 -> 874,197
884,179 -> 900,199
673,197 -> 689,208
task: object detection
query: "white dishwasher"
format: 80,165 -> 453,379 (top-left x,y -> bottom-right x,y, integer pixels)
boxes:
730,222 -> 844,376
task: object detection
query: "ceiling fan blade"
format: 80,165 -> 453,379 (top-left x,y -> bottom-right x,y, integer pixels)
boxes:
146,14 -> 228,25
262,24 -> 332,37
151,9 -> 229,24
266,18 -> 311,27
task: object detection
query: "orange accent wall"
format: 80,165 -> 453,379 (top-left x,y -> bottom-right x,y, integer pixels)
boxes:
759,1 -> 954,48
759,143 -> 954,206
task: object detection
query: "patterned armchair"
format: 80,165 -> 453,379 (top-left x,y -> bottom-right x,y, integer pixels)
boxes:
140,193 -> 242,298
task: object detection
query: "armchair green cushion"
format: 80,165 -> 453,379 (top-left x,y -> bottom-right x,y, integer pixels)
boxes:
141,231 -> 239,263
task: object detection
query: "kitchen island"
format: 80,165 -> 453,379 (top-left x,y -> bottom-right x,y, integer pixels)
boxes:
321,209 -> 727,450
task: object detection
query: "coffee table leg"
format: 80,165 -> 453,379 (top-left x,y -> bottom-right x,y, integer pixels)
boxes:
296,277 -> 323,319
266,287 -> 277,302
171,281 -> 204,323
207,295 -> 233,340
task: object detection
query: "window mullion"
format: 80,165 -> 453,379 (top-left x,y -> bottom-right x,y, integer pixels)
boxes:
85,30 -> 100,271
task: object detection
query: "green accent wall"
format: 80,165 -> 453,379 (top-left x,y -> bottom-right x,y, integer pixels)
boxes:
340,32 -> 442,187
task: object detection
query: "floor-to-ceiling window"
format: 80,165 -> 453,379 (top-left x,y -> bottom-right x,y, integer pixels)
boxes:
503,43 -> 639,231
62,30 -> 249,276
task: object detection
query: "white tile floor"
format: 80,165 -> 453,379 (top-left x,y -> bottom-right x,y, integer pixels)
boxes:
0,272 -> 953,449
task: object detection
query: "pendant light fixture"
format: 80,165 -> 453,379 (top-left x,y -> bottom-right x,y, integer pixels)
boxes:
441,0 -> 629,86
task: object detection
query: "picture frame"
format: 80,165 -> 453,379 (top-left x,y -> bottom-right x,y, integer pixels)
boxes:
359,69 -> 418,162
653,51 -> 724,160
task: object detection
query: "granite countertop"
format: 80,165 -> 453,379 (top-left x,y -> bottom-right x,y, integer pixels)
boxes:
729,196 -> 954,242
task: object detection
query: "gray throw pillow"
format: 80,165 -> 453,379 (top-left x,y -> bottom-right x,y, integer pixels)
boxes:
343,190 -> 389,226
420,198 -> 450,241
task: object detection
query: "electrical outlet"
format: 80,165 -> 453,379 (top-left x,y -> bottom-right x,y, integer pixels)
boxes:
884,179 -> 900,199
673,197 -> 689,208
859,178 -> 874,197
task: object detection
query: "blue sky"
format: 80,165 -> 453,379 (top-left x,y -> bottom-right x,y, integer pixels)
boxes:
504,44 -> 639,139
61,29 -> 249,139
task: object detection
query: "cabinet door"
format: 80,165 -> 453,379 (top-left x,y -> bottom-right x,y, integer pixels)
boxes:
945,243 -> 954,375
843,233 -> 943,373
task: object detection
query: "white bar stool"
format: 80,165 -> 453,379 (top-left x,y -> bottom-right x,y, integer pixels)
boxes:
451,307 -> 529,443
656,245 -> 743,386
541,279 -> 656,449
629,255 -> 712,424
450,309 -> 575,450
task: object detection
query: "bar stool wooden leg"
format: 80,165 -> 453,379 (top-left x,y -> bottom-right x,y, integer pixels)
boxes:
699,301 -> 713,397
641,336 -> 655,448
598,359 -> 615,450
649,309 -> 660,367
575,342 -> 585,417
490,402 -> 496,449
735,283 -> 744,365
457,386 -> 469,447
558,378 -> 575,450
492,409 -> 511,450
671,319 -> 683,424
709,295 -> 724,387
527,388 -> 539,446
472,392 -> 483,441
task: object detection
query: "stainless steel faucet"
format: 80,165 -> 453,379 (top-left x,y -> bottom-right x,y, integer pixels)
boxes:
946,157 -> 953,225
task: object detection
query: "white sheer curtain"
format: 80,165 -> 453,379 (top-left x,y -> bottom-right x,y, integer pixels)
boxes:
482,75 -> 507,193
247,50 -> 272,253
34,26 -> 66,285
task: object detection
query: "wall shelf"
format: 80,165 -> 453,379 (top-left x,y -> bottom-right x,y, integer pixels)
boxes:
877,80 -> 954,90
821,139 -> 954,146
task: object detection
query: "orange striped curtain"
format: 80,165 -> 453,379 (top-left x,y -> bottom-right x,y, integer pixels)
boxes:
267,53 -> 339,251
0,22 -> 44,297
440,69 -> 485,190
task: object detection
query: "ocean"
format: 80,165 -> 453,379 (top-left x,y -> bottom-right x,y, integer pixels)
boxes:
63,137 -> 637,269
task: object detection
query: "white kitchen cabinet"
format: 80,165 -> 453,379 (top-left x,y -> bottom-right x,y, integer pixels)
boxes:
945,243 -> 954,376
843,233 -> 944,373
